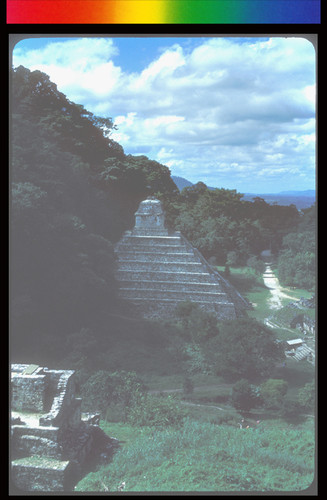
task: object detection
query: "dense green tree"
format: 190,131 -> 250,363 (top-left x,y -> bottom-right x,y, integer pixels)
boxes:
259,379 -> 288,409
205,318 -> 284,379
11,65 -> 124,167
298,381 -> 315,412
168,182 -> 300,265
175,302 -> 219,343
81,370 -> 146,420
10,66 -> 178,362
127,394 -> 185,428
231,379 -> 259,413
277,205 -> 316,289
246,256 -> 266,275
182,376 -> 194,395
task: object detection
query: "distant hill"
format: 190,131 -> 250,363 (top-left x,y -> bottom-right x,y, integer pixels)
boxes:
242,192 -> 315,210
277,190 -> 316,197
171,176 -> 315,210
171,175 -> 194,190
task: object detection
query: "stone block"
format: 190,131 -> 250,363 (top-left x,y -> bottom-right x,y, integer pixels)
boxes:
117,251 -> 196,263
121,235 -> 182,246
117,280 -> 225,293
16,435 -> 63,459
117,260 -> 205,273
115,243 -> 189,253
11,374 -> 48,412
119,288 -> 228,303
115,270 -> 213,283
11,456 -> 76,492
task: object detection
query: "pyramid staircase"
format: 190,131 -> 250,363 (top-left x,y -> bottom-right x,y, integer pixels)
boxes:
114,198 -> 249,320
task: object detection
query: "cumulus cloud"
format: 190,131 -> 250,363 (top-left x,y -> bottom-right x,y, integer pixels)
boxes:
12,36 -> 316,193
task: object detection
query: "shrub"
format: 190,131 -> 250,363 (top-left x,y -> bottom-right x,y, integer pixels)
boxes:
182,376 -> 194,395
81,370 -> 146,419
247,256 -> 266,274
127,394 -> 185,428
260,379 -> 288,410
231,379 -> 259,413
298,382 -> 315,412
214,412 -> 239,426
278,399 -> 303,422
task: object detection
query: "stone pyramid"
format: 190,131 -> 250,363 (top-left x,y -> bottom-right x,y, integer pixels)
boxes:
114,197 -> 249,320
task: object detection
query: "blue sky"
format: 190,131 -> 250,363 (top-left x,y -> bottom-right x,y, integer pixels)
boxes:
12,36 -> 316,194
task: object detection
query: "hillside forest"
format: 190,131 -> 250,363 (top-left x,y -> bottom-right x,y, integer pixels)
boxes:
10,66 -> 316,492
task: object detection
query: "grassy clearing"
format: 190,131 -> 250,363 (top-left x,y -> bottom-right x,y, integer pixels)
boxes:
219,266 -> 314,337
76,418 -> 315,493
217,266 -> 272,319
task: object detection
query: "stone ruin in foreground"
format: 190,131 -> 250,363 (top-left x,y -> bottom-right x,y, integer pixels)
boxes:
10,364 -> 118,492
114,197 -> 250,320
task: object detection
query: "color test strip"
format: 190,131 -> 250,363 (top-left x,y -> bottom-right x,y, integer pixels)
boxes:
7,0 -> 320,24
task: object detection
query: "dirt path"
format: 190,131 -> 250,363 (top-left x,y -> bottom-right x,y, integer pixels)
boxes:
262,265 -> 299,310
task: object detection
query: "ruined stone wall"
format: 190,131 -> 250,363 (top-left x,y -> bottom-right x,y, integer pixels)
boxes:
39,370 -> 79,428
12,425 -> 62,459
11,364 -> 119,493
11,373 -> 48,412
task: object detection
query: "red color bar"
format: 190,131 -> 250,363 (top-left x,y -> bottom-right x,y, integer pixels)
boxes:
7,0 -> 115,24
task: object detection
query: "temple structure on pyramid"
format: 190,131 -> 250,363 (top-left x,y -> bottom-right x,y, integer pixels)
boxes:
114,197 -> 249,320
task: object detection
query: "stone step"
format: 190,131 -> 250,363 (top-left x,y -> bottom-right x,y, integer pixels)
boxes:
119,288 -> 229,303
12,456 -> 74,492
116,280 -> 225,293
293,345 -> 313,361
118,235 -> 183,246
123,297 -> 236,317
116,252 -> 197,263
115,270 -> 214,283
124,296 -> 232,306
115,244 -> 189,253
117,261 -> 205,273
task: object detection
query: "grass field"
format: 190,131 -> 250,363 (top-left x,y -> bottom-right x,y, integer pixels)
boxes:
76,418 -> 315,493
75,265 -> 316,493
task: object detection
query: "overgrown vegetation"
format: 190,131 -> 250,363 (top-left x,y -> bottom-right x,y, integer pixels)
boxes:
11,66 -> 316,493
277,205 -> 316,289
11,65 -> 177,363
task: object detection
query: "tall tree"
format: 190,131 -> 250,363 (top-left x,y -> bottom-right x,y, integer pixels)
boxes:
10,66 -> 178,362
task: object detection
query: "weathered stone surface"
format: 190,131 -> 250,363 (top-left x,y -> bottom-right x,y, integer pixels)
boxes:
133,196 -> 168,235
11,364 -> 119,492
11,373 -> 47,412
17,435 -> 63,458
11,457 -> 75,492
114,197 -> 249,319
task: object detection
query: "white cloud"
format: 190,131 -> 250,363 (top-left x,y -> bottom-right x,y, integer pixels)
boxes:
13,38 -> 122,105
12,36 -> 316,193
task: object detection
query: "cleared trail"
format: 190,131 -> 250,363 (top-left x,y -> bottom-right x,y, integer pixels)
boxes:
262,264 -> 299,310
